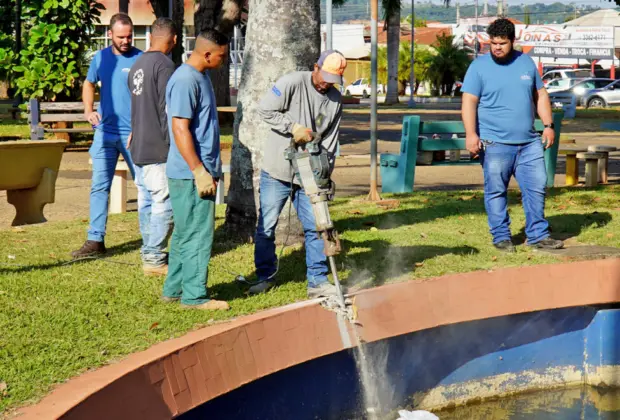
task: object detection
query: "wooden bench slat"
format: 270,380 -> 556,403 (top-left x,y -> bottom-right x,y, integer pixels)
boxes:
43,128 -> 93,133
28,102 -> 99,111
37,114 -> 88,122
29,101 -> 236,113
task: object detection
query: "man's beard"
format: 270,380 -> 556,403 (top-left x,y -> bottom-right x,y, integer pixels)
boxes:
112,41 -> 130,54
491,48 -> 514,65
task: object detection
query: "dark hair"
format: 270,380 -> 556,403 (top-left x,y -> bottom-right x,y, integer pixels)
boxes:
487,18 -> 515,41
110,13 -> 133,30
151,17 -> 176,36
198,28 -> 230,46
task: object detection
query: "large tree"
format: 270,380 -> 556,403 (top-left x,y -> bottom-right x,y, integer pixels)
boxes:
225,0 -> 320,239
144,0 -> 186,64
194,0 -> 242,107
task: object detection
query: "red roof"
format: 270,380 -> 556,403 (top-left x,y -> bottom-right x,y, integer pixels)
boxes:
374,26 -> 452,46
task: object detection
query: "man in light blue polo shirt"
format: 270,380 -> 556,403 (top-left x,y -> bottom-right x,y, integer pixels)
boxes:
461,18 -> 563,253
161,29 -> 229,311
71,12 -> 142,258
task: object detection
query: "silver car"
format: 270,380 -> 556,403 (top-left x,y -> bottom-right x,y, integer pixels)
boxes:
583,80 -> 620,108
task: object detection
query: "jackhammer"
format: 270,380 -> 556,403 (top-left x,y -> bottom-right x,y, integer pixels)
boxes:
284,133 -> 347,309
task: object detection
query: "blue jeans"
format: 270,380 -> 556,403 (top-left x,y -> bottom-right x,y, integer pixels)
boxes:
87,130 -> 135,242
254,171 -> 329,288
135,163 -> 173,267
481,139 -> 550,245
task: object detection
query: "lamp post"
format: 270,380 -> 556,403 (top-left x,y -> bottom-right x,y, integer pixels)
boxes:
368,0 -> 381,201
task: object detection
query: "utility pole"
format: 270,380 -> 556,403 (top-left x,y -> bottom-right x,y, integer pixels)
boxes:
368,0 -> 381,201
483,0 -> 488,16
475,0 -> 479,58
408,0 -> 416,107
326,0 -> 333,50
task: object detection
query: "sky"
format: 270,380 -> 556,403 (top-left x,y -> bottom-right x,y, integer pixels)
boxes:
413,0 -> 618,7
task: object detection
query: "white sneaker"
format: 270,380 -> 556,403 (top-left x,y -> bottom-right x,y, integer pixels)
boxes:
248,281 -> 275,295
307,282 -> 341,299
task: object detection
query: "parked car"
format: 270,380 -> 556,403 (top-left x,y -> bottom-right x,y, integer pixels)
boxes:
545,78 -> 582,93
542,69 -> 592,86
551,78 -> 614,107
583,79 -> 620,108
344,78 -> 384,97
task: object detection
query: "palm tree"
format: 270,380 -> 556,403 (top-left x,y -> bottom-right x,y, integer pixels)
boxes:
225,0 -> 320,239
412,44 -> 434,94
374,41 -> 433,95
426,34 -> 470,96
383,0 -> 401,105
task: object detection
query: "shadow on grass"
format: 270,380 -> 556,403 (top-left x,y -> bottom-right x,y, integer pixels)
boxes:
210,239 -> 479,301
0,239 -> 143,274
334,193 -> 488,232
513,211 -> 612,245
340,239 -> 479,289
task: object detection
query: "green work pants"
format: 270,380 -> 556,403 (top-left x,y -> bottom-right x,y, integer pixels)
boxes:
163,178 -> 215,305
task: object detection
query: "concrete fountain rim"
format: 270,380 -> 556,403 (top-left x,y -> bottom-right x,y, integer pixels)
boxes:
14,257 -> 620,419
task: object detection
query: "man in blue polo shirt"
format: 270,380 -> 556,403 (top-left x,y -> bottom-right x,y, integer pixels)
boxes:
72,12 -> 142,258
461,18 -> 563,252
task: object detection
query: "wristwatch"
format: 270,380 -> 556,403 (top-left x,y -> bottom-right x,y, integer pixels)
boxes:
544,123 -> 555,129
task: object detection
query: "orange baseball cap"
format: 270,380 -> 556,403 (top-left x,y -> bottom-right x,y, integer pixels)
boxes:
318,50 -> 347,84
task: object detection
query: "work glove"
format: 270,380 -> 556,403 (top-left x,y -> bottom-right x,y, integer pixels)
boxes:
292,123 -> 313,145
192,165 -> 217,198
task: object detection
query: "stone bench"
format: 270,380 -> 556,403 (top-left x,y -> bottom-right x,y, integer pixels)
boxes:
587,145 -> 617,184
0,140 -> 68,225
576,152 -> 605,187
87,157 -> 131,214
89,160 -> 230,213
559,146 -> 588,186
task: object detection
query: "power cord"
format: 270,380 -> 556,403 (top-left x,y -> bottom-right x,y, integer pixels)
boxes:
0,256 -> 140,268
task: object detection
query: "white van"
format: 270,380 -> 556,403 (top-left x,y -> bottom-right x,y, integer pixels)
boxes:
542,69 -> 592,86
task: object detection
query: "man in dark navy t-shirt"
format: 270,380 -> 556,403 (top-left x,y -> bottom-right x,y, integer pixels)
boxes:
462,18 -> 563,253
127,18 -> 176,276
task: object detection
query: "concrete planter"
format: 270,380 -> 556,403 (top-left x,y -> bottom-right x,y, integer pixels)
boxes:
0,140 -> 67,225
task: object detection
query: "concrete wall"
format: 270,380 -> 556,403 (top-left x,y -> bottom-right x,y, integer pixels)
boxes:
183,306 -> 620,419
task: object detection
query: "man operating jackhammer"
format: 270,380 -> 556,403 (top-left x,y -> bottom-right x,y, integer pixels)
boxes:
249,50 -> 348,298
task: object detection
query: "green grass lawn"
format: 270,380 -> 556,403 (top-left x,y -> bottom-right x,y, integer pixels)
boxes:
1,186 -> 619,413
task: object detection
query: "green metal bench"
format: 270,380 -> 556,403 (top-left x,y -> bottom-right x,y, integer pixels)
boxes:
380,113 -> 563,193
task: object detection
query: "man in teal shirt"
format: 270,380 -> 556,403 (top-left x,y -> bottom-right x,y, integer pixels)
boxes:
161,29 -> 229,310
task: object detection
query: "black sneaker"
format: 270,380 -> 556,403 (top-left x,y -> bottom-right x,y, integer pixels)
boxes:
71,240 -> 106,259
494,240 -> 516,253
529,237 -> 564,250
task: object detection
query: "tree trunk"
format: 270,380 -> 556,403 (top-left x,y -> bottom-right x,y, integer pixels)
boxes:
384,8 -> 400,105
194,0 -> 241,109
171,0 -> 185,66
224,0 -> 320,241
